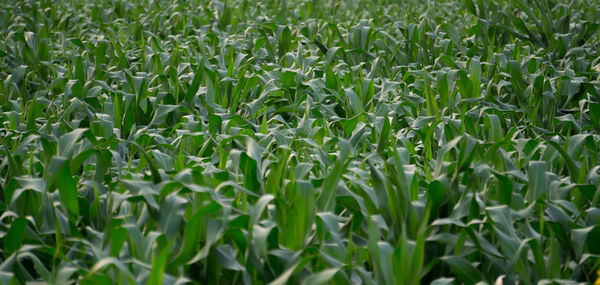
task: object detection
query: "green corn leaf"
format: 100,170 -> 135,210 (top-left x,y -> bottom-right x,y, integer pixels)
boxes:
5,217 -> 27,254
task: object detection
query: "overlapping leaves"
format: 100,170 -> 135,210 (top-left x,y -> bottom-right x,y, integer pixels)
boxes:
0,0 -> 599,284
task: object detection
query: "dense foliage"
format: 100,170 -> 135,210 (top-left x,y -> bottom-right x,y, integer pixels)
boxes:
1,0 -> 600,284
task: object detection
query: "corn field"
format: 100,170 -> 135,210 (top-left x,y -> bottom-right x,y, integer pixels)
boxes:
1,0 -> 600,284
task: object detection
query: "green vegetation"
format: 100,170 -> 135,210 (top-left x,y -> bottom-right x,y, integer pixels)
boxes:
1,0 -> 600,283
